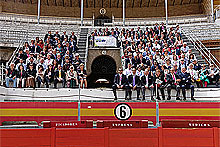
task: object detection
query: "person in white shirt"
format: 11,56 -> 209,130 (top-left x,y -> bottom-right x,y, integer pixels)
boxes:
208,64 -> 219,87
45,54 -> 53,67
187,63 -> 200,87
136,66 -> 144,77
37,58 -> 47,71
124,63 -> 132,77
181,43 -> 189,53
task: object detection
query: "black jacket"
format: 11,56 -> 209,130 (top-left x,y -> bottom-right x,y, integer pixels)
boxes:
6,68 -> 17,78
179,72 -> 192,86
113,74 -> 127,86
153,72 -> 165,86
55,70 -> 66,79
128,74 -> 141,87
16,70 -> 26,78
26,69 -> 37,77
125,58 -> 136,68
141,74 -> 153,87
166,73 -> 180,85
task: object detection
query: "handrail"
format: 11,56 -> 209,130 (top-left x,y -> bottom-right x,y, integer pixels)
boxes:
85,33 -> 89,68
120,39 -> 125,70
182,28 -> 220,70
6,24 -> 30,67
214,5 -> 220,11
0,63 -> 5,86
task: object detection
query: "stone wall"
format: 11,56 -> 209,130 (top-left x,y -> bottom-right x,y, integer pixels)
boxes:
0,1 -> 203,18
86,48 -> 121,75
0,47 -> 15,63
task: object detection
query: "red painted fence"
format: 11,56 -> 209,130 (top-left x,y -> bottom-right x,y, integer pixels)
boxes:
1,102 -> 220,125
1,127 -> 219,147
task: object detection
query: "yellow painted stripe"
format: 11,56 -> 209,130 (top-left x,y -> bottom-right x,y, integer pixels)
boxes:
81,108 -> 156,116
160,108 -> 220,116
0,109 -> 78,116
0,108 -> 219,117
132,109 -> 156,116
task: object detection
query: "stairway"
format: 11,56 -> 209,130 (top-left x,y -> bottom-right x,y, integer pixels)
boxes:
182,34 -> 220,87
182,34 -> 207,65
78,28 -> 88,63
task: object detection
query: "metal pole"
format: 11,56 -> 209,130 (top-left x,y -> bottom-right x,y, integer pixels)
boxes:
92,13 -> 95,27
155,83 -> 160,127
211,0 -> 214,22
78,83 -> 81,121
123,0 -> 125,26
37,0 -> 41,24
1,63 -> 3,86
165,0 -> 168,26
81,0 -> 84,26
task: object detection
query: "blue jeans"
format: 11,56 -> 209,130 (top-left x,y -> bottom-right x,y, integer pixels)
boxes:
6,77 -> 17,88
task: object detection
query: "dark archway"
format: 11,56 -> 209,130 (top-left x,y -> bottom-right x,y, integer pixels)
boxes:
88,55 -> 116,88
94,15 -> 112,26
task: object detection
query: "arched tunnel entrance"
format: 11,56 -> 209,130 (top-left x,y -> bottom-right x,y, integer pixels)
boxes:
88,55 -> 117,88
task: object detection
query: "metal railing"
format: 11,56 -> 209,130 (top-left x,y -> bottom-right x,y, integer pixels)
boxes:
0,63 -> 6,86
84,34 -> 89,68
182,29 -> 220,70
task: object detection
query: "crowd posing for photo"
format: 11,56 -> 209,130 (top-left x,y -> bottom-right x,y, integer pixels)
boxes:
5,31 -> 88,88
90,24 -> 220,101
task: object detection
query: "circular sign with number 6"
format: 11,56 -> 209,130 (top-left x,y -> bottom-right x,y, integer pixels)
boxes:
114,103 -> 132,120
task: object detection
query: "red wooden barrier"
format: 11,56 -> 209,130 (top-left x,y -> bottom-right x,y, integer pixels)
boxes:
1,127 -> 220,147
0,129 -> 52,147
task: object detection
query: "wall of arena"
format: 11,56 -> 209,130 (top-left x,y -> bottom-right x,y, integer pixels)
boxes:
0,1 -> 203,18
1,127 -> 220,147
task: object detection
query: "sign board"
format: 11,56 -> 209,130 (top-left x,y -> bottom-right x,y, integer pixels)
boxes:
114,103 -> 132,120
94,36 -> 117,47
43,121 -> 93,128
96,120 -> 148,128
161,120 -> 220,128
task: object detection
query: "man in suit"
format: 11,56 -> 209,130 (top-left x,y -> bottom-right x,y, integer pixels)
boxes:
44,31 -> 53,42
137,54 -> 146,65
125,53 -> 136,69
128,68 -> 141,100
179,67 -> 195,100
153,69 -> 165,100
69,32 -> 77,43
53,31 -> 60,40
54,64 -> 66,88
112,68 -> 129,100
166,68 -> 181,100
141,69 -> 154,100
61,31 -> 68,42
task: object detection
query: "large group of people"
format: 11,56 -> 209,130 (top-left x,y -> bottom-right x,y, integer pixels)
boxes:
5,24 -> 220,101
103,24 -> 219,101
5,31 -> 88,88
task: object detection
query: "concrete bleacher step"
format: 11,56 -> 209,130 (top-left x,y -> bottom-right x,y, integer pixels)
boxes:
1,86 -> 220,102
